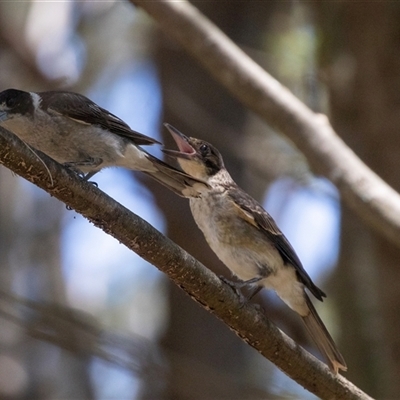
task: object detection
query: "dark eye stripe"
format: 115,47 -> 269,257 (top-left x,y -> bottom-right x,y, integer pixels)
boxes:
204,156 -> 221,176
204,158 -> 215,169
196,141 -> 224,176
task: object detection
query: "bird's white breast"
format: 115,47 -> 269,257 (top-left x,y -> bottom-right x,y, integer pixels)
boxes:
189,176 -> 307,315
189,185 -> 282,281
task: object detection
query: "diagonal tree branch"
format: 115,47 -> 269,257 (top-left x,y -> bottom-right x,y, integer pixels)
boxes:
130,0 -> 400,249
0,127 -> 371,399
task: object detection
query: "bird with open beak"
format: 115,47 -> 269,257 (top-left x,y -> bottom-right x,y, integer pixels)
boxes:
0,89 -> 208,197
162,123 -> 347,374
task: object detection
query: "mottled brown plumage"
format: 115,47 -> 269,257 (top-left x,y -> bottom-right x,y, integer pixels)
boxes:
163,123 -> 347,373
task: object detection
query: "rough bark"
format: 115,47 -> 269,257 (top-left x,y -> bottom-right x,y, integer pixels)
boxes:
0,126 -> 372,400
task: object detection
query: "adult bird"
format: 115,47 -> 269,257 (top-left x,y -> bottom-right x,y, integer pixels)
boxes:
163,123 -> 347,374
0,89 -> 208,197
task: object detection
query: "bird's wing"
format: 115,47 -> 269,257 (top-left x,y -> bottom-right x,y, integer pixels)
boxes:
39,91 -> 159,146
227,186 -> 326,300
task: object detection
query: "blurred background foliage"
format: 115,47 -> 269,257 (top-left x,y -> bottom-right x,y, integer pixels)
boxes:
0,1 -> 398,399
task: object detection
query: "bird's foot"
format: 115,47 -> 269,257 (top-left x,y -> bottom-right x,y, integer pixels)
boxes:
82,172 -> 98,187
62,162 -> 99,186
219,276 -> 249,308
64,157 -> 101,176
63,163 -> 84,177
64,157 -> 102,169
220,276 -> 265,309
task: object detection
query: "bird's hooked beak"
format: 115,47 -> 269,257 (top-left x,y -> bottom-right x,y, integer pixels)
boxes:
163,123 -> 221,181
162,123 -> 197,160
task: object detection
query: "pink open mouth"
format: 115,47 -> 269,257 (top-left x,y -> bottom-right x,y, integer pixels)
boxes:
163,123 -> 196,159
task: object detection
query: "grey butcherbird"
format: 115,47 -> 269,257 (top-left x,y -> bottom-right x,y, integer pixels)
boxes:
0,89 -> 208,197
162,123 -> 347,374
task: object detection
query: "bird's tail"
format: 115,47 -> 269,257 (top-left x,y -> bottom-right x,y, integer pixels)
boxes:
144,153 -> 209,198
302,294 -> 347,374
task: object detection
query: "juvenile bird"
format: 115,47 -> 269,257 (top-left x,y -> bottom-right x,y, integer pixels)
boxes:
163,123 -> 347,374
0,89 -> 208,197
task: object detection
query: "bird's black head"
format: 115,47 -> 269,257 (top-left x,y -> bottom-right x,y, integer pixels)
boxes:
163,123 -> 224,180
0,89 -> 34,121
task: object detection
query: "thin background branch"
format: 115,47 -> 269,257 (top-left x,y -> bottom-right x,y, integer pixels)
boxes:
0,125 -> 372,400
130,0 -> 400,249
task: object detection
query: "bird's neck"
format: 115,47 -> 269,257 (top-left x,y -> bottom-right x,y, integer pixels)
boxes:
207,168 -> 234,190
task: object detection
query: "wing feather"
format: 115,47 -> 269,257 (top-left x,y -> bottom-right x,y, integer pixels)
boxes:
228,186 -> 326,301
38,91 -> 159,146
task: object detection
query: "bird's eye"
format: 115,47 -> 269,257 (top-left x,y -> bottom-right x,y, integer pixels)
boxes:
6,97 -> 17,107
200,144 -> 209,155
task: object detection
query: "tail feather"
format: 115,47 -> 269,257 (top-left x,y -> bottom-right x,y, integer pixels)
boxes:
144,154 -> 209,198
302,294 -> 347,374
